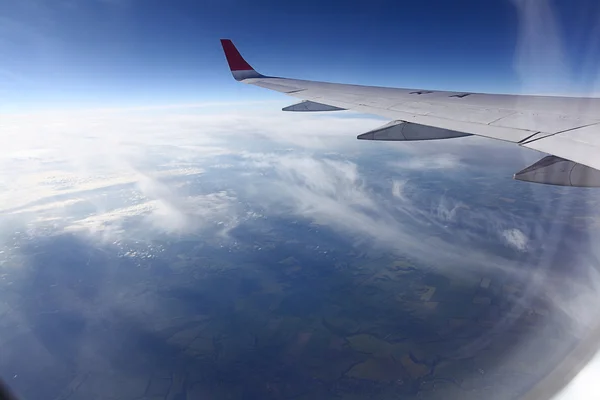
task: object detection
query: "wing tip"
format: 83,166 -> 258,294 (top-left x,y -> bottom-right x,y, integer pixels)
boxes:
220,39 -> 263,81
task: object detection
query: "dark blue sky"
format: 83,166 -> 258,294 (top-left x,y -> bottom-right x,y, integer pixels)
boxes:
2,0 -> 600,111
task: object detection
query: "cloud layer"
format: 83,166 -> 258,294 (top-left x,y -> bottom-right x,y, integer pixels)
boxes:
1,103 -> 600,399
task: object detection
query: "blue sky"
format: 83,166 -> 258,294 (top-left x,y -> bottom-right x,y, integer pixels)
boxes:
2,0 -> 600,112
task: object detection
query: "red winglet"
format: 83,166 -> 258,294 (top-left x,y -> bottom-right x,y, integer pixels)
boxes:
220,39 -> 254,71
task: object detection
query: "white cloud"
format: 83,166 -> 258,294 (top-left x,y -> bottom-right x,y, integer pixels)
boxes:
1,103 -> 597,289
434,195 -> 466,223
0,104 -> 567,277
391,179 -> 407,200
236,150 -> 545,280
391,153 -> 463,171
502,228 -> 529,251
145,191 -> 239,235
0,104 -> 580,269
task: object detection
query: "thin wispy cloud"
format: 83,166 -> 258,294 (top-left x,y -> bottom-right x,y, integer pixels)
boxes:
391,179 -> 407,200
390,153 -> 463,171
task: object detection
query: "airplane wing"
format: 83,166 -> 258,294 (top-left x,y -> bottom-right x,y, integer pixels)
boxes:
220,39 -> 600,187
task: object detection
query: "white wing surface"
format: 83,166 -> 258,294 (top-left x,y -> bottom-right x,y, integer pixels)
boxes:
220,39 -> 600,187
